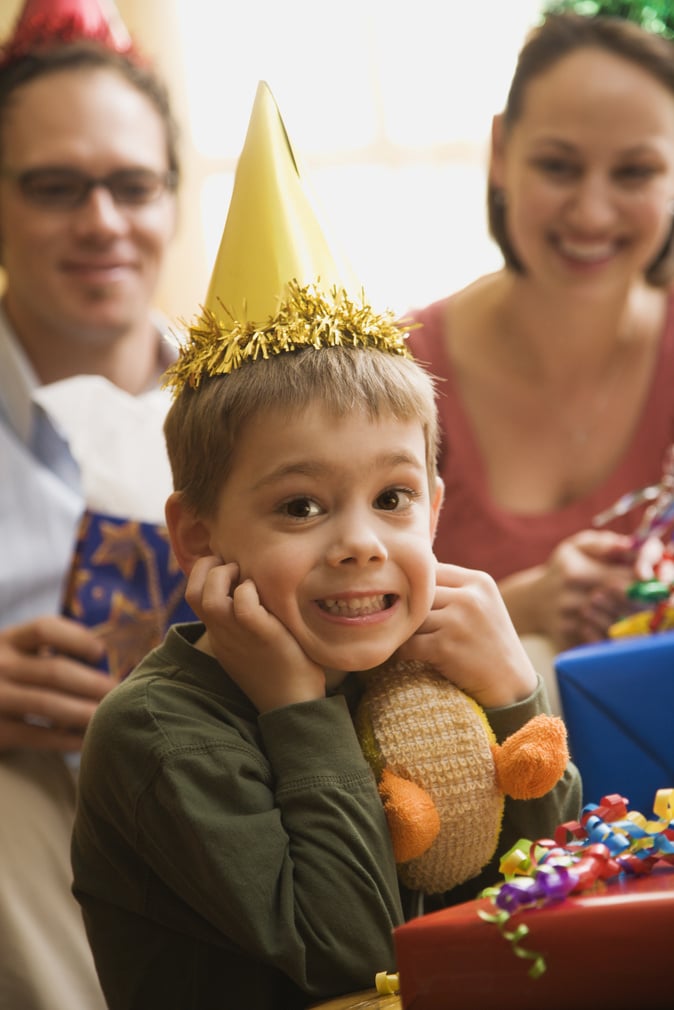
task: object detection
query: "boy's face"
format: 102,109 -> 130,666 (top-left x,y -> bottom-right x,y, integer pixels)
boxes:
201,400 -> 441,676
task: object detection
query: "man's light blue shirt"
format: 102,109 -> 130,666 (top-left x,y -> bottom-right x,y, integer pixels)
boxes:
0,305 -> 175,629
0,306 -> 83,627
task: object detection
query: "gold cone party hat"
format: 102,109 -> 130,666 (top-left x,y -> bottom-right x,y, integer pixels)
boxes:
205,80 -> 358,326
164,81 -> 409,395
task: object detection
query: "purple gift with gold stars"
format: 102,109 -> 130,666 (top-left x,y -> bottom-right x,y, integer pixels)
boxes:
62,508 -> 194,682
33,372 -> 195,683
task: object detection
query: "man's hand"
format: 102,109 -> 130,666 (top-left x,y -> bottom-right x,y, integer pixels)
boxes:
0,616 -> 113,752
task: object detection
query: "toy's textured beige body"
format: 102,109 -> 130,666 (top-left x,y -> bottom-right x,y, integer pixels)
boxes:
356,660 -> 568,894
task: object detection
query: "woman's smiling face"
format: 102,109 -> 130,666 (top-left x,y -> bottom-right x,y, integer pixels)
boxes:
202,400 -> 442,676
492,46 -> 674,292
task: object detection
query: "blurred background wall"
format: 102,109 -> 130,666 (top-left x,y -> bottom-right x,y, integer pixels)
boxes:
0,0 -> 543,325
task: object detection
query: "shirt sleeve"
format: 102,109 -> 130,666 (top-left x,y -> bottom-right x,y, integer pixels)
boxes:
486,674 -> 583,870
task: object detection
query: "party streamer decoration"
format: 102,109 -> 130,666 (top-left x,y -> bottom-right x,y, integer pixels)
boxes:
478,789 -> 674,976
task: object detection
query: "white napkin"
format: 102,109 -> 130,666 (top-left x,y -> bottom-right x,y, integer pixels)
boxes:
33,374 -> 174,524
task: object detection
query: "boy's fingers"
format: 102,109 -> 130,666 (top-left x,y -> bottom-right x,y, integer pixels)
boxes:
232,582 -> 293,647
186,557 -> 238,616
231,579 -> 261,620
434,562 -> 475,587
184,556 -> 217,610
396,637 -> 427,663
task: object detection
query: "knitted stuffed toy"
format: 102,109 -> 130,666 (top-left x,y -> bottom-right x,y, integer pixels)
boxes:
356,659 -> 569,894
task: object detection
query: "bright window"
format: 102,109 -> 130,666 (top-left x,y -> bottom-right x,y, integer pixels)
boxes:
173,0 -> 542,314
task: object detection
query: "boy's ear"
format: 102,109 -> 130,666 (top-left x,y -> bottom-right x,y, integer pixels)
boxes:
165,492 -> 212,575
430,477 -> 444,542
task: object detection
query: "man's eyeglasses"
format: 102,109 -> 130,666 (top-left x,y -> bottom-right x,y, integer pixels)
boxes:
0,166 -> 178,209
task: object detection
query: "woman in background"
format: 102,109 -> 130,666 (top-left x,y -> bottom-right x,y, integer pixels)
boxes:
408,9 -> 674,659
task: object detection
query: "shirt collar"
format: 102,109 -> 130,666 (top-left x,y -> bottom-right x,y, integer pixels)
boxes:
0,300 -> 176,445
0,302 -> 39,445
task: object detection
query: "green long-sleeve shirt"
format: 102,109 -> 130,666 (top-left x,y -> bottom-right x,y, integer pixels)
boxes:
71,623 -> 581,1010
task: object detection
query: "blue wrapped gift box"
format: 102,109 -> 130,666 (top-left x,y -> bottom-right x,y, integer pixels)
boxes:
555,631 -> 674,815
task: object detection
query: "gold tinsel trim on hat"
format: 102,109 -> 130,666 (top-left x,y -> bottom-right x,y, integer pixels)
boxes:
162,280 -> 411,396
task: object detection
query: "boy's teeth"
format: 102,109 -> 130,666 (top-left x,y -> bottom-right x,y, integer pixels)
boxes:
321,594 -> 387,616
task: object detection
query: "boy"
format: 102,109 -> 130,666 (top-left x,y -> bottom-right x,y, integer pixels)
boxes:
71,82 -> 581,1010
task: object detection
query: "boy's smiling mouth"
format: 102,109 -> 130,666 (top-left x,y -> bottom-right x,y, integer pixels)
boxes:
317,593 -> 396,617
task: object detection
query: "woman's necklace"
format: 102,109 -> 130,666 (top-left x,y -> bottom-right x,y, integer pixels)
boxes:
500,282 -> 659,449
535,304 -> 654,448
561,344 -> 633,445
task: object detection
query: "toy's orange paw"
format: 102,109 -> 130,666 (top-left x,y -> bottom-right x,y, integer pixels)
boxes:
378,767 -> 441,863
492,714 -> 569,800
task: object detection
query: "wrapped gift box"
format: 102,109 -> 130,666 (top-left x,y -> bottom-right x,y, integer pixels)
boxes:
394,865 -> 673,1009
62,508 -> 194,682
554,632 -> 674,814
35,374 -> 195,682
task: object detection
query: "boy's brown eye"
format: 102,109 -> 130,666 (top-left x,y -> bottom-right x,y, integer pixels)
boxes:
376,487 -> 419,512
377,490 -> 401,511
284,497 -> 318,518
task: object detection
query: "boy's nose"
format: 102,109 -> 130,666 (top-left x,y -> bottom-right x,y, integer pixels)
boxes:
325,520 -> 388,567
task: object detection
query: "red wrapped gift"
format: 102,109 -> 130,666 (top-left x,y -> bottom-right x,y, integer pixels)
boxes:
394,865 -> 672,1009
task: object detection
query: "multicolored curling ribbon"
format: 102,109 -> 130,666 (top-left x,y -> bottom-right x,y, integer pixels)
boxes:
478,789 -> 674,977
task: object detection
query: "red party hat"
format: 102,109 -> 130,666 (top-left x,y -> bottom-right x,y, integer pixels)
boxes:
1,0 -> 134,64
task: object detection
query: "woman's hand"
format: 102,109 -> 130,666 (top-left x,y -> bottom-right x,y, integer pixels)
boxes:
186,556 -> 326,713
500,530 -> 637,650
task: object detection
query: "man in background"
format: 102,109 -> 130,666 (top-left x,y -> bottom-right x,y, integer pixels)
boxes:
0,1 -> 182,1005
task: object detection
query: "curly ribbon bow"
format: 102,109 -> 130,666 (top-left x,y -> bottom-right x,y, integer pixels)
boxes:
478,789 -> 674,976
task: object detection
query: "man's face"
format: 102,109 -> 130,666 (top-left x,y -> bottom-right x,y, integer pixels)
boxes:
203,401 -> 442,678
0,65 -> 176,348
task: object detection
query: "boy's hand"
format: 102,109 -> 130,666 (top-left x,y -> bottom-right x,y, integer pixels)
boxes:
397,562 -> 537,709
0,616 -> 112,753
185,556 -> 326,713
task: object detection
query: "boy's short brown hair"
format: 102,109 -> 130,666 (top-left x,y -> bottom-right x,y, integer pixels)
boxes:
164,345 -> 439,517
